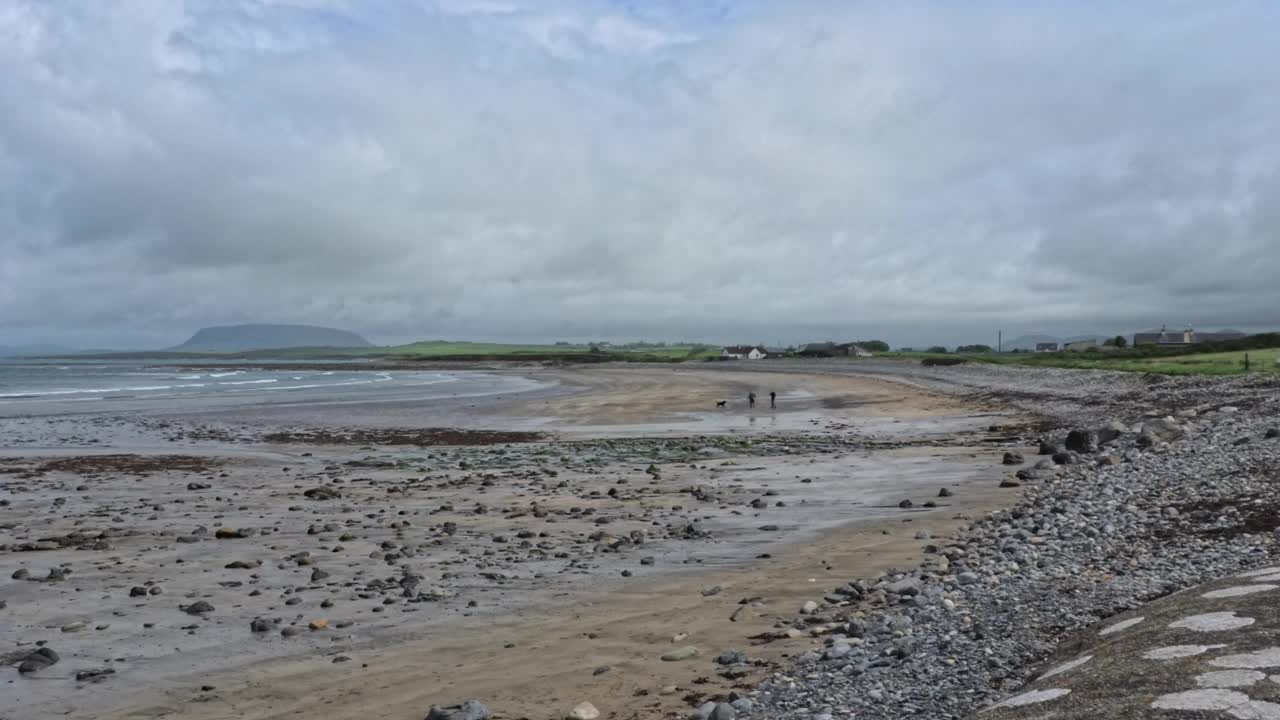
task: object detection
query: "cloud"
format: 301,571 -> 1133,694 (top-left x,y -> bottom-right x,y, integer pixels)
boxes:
2,0 -> 1279,348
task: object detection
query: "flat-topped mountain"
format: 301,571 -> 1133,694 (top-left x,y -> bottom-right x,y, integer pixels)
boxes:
170,324 -> 372,352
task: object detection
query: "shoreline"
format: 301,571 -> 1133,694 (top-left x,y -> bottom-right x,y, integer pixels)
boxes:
1,364 -> 1023,720
18,362 -> 1275,719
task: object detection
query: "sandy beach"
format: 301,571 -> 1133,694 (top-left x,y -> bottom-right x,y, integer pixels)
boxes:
1,363 -> 1024,719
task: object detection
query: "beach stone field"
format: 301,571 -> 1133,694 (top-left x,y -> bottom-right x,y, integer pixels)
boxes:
2,360 -> 1280,720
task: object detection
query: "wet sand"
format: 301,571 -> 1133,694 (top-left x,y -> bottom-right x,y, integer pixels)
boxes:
1,364 -> 1026,719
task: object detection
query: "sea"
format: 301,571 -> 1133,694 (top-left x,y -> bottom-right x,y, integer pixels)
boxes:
0,359 -> 551,417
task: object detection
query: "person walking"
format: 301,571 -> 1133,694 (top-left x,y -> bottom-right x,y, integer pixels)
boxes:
769,391 -> 776,409
748,391 -> 756,409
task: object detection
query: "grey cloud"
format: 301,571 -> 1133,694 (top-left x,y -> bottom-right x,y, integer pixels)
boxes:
2,1 -> 1280,349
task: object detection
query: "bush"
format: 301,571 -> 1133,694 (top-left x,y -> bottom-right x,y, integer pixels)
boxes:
856,340 -> 890,352
922,357 -> 967,367
926,346 -> 948,354
956,344 -> 994,353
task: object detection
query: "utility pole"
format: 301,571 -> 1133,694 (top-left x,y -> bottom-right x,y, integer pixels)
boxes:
998,330 -> 1003,353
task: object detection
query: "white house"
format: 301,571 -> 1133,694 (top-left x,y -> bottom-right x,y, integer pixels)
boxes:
721,345 -> 767,360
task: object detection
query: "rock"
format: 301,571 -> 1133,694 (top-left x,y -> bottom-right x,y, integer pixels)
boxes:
701,585 -> 722,597
914,530 -> 930,540
12,568 -> 30,580
1140,417 -> 1184,443
308,619 -> 329,631
1266,428 -> 1279,439
61,622 -> 87,633
1098,455 -> 1121,466
186,482 -> 211,490
129,586 -> 148,597
709,703 -> 737,720
661,646 -> 700,662
18,647 -> 59,674
1096,420 -> 1129,445
937,488 -> 953,497
1037,440 -> 1060,455
425,700 -> 491,720
181,601 -> 214,615
1002,451 -> 1024,465
885,577 -> 921,596
1064,429 -> 1098,453
311,568 -> 331,582
717,650 -> 748,665
215,528 -> 250,539
692,702 -> 717,720
250,618 -> 277,633
226,560 -> 258,569
75,668 -> 115,682
800,600 -> 819,614
566,701 -> 600,720
999,478 -> 1021,488
304,486 -> 342,501
898,499 -> 913,509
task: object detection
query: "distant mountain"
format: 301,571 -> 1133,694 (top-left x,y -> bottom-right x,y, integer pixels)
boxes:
170,324 -> 373,352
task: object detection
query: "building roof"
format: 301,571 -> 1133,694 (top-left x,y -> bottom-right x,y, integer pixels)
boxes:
722,345 -> 762,354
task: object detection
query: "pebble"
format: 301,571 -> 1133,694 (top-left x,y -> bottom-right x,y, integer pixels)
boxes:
661,646 -> 700,662
565,701 -> 599,720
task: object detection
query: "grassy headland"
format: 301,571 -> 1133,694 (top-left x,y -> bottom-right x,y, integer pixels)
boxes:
890,334 -> 1280,376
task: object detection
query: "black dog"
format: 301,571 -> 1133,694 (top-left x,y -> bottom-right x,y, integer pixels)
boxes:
715,400 -> 727,408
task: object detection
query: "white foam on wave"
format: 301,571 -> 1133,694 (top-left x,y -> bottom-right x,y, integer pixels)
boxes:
263,379 -> 374,391
0,382 -> 205,398
209,371 -> 243,378
218,379 -> 278,386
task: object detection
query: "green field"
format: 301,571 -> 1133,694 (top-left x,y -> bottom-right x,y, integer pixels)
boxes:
890,347 -> 1280,376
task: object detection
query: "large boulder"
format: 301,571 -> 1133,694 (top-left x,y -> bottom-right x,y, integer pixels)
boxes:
1064,430 -> 1098,454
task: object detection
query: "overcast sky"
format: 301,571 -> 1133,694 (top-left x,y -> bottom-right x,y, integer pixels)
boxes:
3,1 -> 1279,349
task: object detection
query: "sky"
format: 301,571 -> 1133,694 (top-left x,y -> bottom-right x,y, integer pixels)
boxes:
2,0 -> 1280,350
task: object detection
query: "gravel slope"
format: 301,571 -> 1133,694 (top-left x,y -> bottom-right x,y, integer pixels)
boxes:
734,361 -> 1280,720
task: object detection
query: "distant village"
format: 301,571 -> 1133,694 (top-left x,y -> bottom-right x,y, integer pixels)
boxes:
719,341 -> 879,360
1031,326 -> 1248,353
717,326 -> 1256,360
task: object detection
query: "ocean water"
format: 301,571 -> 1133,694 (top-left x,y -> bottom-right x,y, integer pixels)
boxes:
0,360 -> 550,417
